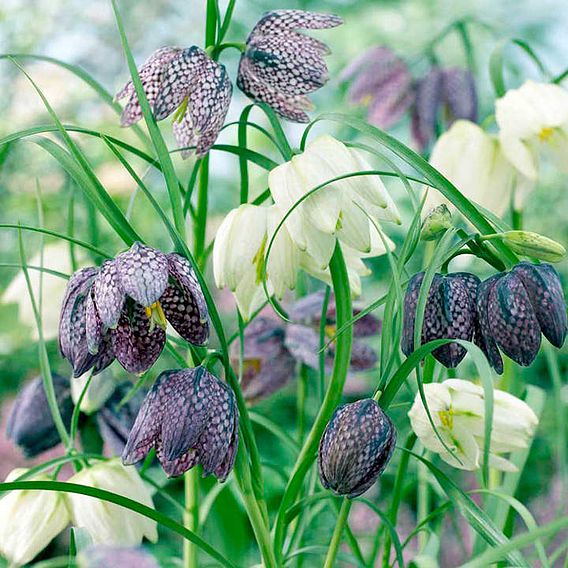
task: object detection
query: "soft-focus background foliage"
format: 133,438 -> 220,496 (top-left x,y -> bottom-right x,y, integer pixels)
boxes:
1,0 -> 567,565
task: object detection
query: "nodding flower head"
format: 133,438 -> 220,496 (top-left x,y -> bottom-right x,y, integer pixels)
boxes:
59,242 -> 209,376
116,46 -> 232,157
402,271 -> 480,368
122,367 -> 239,480
318,399 -> 396,498
237,9 -> 342,122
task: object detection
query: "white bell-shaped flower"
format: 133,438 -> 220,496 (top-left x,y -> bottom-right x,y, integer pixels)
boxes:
496,80 -> 568,181
408,379 -> 538,471
67,460 -> 157,546
0,469 -> 70,566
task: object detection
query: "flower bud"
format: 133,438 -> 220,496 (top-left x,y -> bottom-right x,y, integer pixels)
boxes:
318,399 -> 396,498
6,374 -> 73,457
496,231 -> 566,263
0,469 -> 70,565
77,545 -> 159,568
67,460 -> 157,546
420,204 -> 452,241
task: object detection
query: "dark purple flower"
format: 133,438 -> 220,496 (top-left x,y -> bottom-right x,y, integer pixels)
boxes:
340,46 -> 414,130
230,317 -> 296,404
237,10 -> 342,122
318,399 -> 396,498
116,46 -> 232,157
402,272 -> 480,368
78,545 -> 159,568
442,67 -> 477,125
477,263 -> 566,371
6,374 -> 73,458
122,367 -> 239,480
59,242 -> 209,376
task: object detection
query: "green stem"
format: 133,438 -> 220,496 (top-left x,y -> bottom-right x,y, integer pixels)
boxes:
272,243 -> 353,561
184,469 -> 200,568
194,154 -> 209,265
323,499 -> 352,568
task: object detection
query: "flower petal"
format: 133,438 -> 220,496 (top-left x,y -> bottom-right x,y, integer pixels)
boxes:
93,260 -> 126,329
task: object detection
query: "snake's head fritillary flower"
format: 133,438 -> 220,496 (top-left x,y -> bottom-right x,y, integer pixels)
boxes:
237,10 -> 342,122
318,399 -> 396,498
477,263 -> 567,371
496,80 -> 568,180
408,379 -> 538,471
230,317 -> 296,404
402,271 -> 480,368
340,46 -> 415,130
67,460 -> 157,546
122,367 -> 239,481
116,46 -> 232,158
78,546 -> 159,568
6,374 -> 73,458
0,469 -> 70,566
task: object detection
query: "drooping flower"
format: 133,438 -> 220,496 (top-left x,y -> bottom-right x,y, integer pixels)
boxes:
0,469 -> 70,566
116,46 -> 232,157
477,262 -> 567,371
408,379 -> 538,471
424,120 -> 517,216
67,460 -> 157,546
496,80 -> 568,181
77,546 -> 160,568
339,46 -> 414,130
122,367 -> 239,480
237,9 -> 342,122
318,399 -> 396,498
59,243 -> 209,375
402,271 -> 480,368
213,204 -> 299,320
6,374 -> 73,458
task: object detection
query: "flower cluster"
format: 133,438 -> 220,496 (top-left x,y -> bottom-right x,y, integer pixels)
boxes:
0,461 -> 156,566
116,10 -> 342,155
230,291 -> 381,403
214,135 -> 400,318
123,366 -> 239,480
340,46 -> 477,150
408,379 -> 538,471
402,262 -> 567,373
59,242 -> 209,376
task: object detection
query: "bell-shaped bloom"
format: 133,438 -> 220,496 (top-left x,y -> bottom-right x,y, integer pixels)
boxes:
78,546 -> 160,568
269,135 -> 399,272
122,367 -> 239,480
477,262 -> 567,372
59,243 -> 209,375
116,46 -> 232,157
230,317 -> 297,403
237,10 -> 342,122
412,67 -> 478,151
0,469 -> 70,566
496,80 -> 568,180
424,120 -> 518,215
408,379 -> 538,471
213,204 -> 299,320
6,374 -> 73,458
318,399 -> 396,498
67,460 -> 157,546
97,383 -> 147,456
339,46 -> 414,130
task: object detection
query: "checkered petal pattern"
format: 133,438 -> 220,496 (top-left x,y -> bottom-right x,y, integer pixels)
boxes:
442,67 -> 478,124
411,67 -> 443,150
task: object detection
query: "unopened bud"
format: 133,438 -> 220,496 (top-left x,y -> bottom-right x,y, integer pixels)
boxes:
420,204 -> 452,241
493,231 -> 566,263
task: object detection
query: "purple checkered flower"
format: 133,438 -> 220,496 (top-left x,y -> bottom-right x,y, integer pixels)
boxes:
116,46 -> 232,157
402,271 -> 480,368
318,399 -> 396,498
59,242 -> 209,376
237,10 -> 342,122
122,367 -> 239,480
477,262 -> 567,371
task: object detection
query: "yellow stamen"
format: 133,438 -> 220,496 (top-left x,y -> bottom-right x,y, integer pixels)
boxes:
539,126 -> 554,142
438,408 -> 454,429
172,96 -> 189,124
145,301 -> 168,331
361,94 -> 373,106
325,324 -> 336,338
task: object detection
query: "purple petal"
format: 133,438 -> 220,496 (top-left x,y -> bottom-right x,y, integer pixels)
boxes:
93,260 -> 125,329
367,77 -> 415,130
116,242 -> 169,308
213,411 -> 239,482
349,341 -> 378,371
250,10 -> 343,37
86,291 -> 103,355
411,67 -> 443,151
284,323 -> 321,369
442,67 -> 477,124
476,274 -> 504,374
159,448 -> 200,478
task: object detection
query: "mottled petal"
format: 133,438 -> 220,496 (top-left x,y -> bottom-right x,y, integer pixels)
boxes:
411,67 -> 443,150
250,10 -> 343,36
86,291 -> 103,355
442,67 -> 478,124
284,323 -> 321,369
116,242 -> 169,307
489,272 -> 542,366
214,411 -> 239,482
367,75 -> 415,130
93,260 -> 125,329
401,272 -> 426,356
160,448 -> 200,477
349,341 -> 378,371
476,274 -> 505,374
111,301 -> 165,374
512,262 -> 567,348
